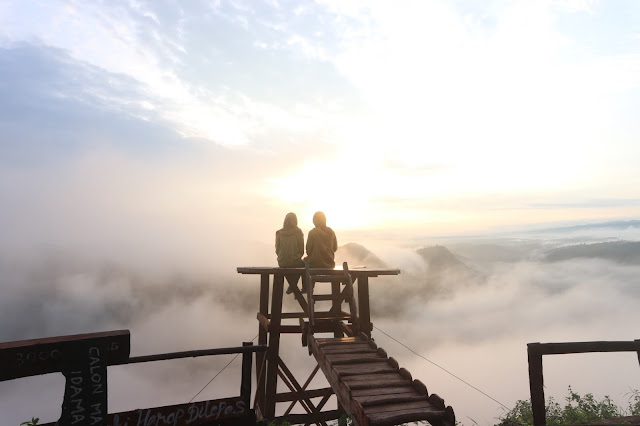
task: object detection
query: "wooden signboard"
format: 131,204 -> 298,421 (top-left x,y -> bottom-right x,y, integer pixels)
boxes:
39,396 -> 256,426
109,397 -> 255,426
0,330 -> 130,426
0,330 -> 130,381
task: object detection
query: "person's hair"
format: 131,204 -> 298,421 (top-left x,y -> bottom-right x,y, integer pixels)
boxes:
283,212 -> 298,228
312,211 -> 327,227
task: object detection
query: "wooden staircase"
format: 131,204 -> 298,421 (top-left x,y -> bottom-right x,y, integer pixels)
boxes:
309,334 -> 456,426
300,262 -> 456,426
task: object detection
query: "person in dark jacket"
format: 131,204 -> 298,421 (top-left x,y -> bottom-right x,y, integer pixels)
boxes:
275,212 -> 304,293
305,211 -> 337,268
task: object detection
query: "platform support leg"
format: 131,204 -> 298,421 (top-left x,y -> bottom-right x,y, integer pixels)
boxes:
264,273 -> 284,420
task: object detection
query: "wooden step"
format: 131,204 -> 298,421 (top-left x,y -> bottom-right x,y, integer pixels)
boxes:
309,334 -> 456,426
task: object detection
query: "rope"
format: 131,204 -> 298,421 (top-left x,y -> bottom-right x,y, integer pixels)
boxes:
372,325 -> 509,411
189,334 -> 259,403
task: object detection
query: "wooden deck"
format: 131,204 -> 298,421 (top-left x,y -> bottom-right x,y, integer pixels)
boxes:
310,334 -> 455,426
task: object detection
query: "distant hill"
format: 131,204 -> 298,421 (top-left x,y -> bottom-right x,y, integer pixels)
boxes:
415,245 -> 481,292
537,219 -> 640,234
543,240 -> 640,264
336,243 -> 387,268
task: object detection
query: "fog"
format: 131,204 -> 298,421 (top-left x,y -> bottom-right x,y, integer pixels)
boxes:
2,214 -> 640,424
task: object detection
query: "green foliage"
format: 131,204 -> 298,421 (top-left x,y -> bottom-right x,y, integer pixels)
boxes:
498,386 -> 639,425
20,418 -> 39,426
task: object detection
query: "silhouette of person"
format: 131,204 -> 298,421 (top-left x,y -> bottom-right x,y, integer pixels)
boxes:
305,211 -> 337,268
275,212 -> 304,293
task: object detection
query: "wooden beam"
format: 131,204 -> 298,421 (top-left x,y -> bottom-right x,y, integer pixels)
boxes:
527,343 -> 546,426
264,273 -> 284,420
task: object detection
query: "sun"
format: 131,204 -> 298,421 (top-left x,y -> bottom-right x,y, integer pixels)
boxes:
269,159 -> 376,231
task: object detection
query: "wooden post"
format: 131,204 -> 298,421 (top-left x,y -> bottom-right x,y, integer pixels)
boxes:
528,343 -> 546,426
264,273 -> 285,420
357,276 -> 372,338
241,342 -> 253,410
331,281 -> 342,338
256,273 -> 269,414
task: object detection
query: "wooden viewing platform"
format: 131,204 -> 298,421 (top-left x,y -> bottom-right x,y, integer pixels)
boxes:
238,264 -> 456,425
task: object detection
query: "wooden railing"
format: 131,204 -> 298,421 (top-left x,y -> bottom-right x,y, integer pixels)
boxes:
0,330 -> 267,426
527,339 -> 640,426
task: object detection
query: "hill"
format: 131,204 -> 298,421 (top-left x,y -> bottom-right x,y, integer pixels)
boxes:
543,240 -> 640,264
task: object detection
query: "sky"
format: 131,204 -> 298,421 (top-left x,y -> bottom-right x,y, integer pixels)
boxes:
1,1 -> 640,425
1,0 -> 640,239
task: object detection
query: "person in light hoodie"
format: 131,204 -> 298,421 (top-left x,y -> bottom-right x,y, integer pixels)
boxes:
275,212 -> 305,293
305,211 -> 337,268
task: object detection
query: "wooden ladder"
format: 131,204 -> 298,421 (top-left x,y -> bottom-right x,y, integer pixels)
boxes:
301,261 -> 359,351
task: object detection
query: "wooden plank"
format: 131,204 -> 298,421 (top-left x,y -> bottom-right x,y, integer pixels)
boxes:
322,344 -> 377,354
316,337 -> 359,346
237,267 -> 400,277
326,353 -> 386,364
366,407 -> 445,426
42,396 -> 255,426
363,399 -> 438,414
533,340 -> 640,355
345,377 -> 410,390
351,386 -> 415,397
0,330 -> 130,381
335,363 -> 397,376
275,387 -> 333,403
359,392 -> 428,407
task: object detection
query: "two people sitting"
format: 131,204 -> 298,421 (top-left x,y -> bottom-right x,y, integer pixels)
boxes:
275,211 -> 337,293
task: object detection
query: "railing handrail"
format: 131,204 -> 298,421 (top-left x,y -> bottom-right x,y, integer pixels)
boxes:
123,344 -> 267,365
528,339 -> 640,426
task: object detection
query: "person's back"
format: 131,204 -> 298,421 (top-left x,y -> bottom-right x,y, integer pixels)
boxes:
306,211 -> 337,268
275,212 -> 304,267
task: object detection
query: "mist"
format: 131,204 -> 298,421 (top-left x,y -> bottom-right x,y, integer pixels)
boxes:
3,218 -> 640,425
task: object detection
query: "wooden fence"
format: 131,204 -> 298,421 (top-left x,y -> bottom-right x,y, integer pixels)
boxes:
0,330 -> 267,426
527,339 -> 640,426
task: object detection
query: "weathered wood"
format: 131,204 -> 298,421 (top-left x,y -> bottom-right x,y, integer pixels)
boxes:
126,345 -> 266,364
357,276 -> 372,338
240,264 -> 402,425
264,273 -> 284,420
351,386 -> 415,397
256,312 -> 270,331
358,392 -> 427,407
345,376 -> 410,390
41,396 -> 255,426
275,409 -> 343,425
326,353 -> 387,364
256,273 -> 269,414
366,406 -> 446,426
316,337 -> 358,345
237,266 -> 401,278
240,342 -> 252,408
275,386 -> 333,402
0,330 -> 130,381
528,343 -> 547,426
322,343 -> 376,354
277,357 -> 328,426
532,340 -> 640,355
335,363 -> 398,376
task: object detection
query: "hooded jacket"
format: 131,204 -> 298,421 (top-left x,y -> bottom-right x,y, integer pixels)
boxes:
306,211 -> 337,268
275,213 -> 305,267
